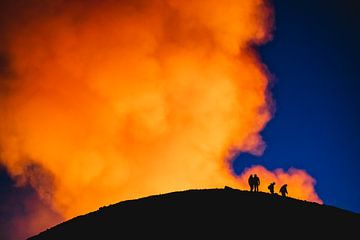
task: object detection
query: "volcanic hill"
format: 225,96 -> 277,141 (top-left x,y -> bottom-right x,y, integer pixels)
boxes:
28,187 -> 360,239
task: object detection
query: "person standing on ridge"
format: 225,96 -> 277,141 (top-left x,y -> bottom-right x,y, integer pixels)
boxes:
253,174 -> 260,192
248,174 -> 254,192
268,182 -> 275,194
279,184 -> 288,197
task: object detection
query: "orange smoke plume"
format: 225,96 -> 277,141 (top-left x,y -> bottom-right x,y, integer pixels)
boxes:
0,1 -> 320,236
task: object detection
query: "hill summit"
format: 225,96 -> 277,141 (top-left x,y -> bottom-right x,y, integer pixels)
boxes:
28,187 -> 359,239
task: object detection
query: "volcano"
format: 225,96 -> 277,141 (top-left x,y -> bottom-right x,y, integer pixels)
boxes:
27,187 -> 359,239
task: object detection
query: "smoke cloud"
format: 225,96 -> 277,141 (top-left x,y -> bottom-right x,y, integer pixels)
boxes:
236,165 -> 322,203
0,0 -> 321,238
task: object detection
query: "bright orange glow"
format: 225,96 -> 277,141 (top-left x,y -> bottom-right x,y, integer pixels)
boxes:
0,1 -> 321,234
236,165 -> 323,203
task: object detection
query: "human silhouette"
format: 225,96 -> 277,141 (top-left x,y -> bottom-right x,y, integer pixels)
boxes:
268,182 -> 275,194
253,174 -> 260,192
279,184 -> 288,197
248,174 -> 254,192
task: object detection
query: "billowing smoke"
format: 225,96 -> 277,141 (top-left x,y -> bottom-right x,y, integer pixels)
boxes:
0,0 -> 321,238
236,165 -> 322,203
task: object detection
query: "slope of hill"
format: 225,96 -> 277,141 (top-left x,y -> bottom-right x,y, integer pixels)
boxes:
28,187 -> 359,239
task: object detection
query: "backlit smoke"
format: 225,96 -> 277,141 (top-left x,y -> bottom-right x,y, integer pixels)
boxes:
0,0 -> 321,238
236,165 -> 322,203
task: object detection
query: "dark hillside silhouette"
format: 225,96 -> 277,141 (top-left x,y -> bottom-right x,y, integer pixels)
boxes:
28,187 -> 360,239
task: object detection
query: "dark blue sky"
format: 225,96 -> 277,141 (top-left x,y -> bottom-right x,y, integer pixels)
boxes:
233,0 -> 360,213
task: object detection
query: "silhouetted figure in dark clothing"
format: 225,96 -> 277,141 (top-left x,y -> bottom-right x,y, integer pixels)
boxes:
279,184 -> 288,197
268,182 -> 275,194
248,174 -> 254,192
253,174 -> 260,192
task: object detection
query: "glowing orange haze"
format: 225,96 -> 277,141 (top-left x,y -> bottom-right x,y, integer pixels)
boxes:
0,0 -> 321,224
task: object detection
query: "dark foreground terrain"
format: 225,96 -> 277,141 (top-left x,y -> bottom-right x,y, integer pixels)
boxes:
28,187 -> 359,239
